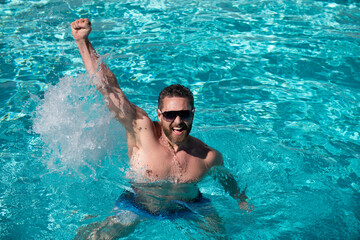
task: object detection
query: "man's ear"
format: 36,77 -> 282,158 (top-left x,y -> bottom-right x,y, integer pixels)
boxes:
157,109 -> 162,120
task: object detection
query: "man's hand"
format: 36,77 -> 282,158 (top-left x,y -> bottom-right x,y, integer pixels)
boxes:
209,166 -> 254,212
71,18 -> 92,42
239,200 -> 254,213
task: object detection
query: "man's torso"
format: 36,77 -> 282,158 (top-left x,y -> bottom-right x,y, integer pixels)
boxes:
122,116 -> 219,213
127,121 -> 213,184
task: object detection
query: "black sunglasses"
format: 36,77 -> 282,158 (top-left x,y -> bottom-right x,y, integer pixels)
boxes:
158,109 -> 195,122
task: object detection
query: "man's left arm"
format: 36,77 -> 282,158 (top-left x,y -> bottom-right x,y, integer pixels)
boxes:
209,151 -> 252,211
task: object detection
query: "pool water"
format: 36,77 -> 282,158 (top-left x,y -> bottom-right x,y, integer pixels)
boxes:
1,0 -> 359,239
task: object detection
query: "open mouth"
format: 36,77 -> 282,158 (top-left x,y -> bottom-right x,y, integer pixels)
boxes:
172,126 -> 186,135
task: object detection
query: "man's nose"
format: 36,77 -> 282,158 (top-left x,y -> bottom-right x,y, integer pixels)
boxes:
173,115 -> 182,124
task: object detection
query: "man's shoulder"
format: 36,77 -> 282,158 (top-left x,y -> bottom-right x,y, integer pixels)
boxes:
152,121 -> 162,138
188,135 -> 210,149
189,135 -> 218,151
187,136 -> 222,164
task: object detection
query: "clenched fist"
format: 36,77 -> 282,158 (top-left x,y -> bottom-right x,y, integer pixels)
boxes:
71,18 -> 92,42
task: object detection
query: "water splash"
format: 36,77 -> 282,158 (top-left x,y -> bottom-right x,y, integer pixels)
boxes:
33,74 -> 126,176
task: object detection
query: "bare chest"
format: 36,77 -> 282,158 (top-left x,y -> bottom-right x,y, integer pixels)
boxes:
129,147 -> 208,183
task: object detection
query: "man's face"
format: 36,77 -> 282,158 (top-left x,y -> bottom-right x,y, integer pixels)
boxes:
157,97 -> 194,145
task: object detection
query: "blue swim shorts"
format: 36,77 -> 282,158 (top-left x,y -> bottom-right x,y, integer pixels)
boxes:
113,190 -> 211,220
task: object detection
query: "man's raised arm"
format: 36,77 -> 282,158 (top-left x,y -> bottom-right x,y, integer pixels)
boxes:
70,18 -> 137,131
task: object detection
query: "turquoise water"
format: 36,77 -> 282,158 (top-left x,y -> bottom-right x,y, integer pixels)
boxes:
1,0 -> 360,239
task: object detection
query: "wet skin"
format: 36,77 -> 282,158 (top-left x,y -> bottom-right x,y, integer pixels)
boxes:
71,17 -> 251,240
126,96 -> 218,212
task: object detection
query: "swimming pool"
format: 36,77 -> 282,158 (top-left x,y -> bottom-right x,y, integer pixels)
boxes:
1,0 -> 359,239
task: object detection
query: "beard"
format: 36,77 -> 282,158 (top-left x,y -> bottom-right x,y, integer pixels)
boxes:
162,122 -> 192,145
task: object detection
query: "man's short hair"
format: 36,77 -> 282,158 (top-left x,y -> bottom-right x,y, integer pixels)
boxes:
158,84 -> 194,110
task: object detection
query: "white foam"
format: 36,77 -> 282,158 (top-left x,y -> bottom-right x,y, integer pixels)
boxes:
33,74 -> 126,175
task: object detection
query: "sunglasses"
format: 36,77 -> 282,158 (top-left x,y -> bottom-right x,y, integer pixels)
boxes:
158,109 -> 195,122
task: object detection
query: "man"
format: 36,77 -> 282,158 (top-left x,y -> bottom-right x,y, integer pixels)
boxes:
71,18 -> 250,239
